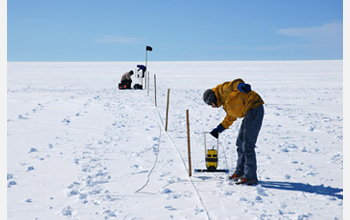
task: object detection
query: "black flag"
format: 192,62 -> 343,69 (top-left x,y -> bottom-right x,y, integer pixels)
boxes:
146,46 -> 153,51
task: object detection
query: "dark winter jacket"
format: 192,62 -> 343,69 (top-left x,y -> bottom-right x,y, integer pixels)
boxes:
121,72 -> 132,81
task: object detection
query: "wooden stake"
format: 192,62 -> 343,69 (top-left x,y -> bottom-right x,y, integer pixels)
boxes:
147,71 -> 150,95
165,89 -> 170,131
154,74 -> 157,107
147,71 -> 150,96
145,50 -> 147,90
186,109 -> 192,176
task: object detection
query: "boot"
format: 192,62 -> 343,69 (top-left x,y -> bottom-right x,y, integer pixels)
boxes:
229,173 -> 243,181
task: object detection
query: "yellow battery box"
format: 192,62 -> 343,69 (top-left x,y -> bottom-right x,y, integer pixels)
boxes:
206,149 -> 218,170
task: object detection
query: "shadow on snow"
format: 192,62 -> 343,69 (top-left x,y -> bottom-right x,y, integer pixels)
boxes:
260,181 -> 343,200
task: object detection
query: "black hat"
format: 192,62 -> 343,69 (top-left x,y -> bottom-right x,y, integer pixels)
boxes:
129,70 -> 134,75
203,89 -> 217,106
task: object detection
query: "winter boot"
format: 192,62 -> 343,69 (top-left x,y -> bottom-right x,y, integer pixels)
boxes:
235,178 -> 259,186
229,173 -> 243,181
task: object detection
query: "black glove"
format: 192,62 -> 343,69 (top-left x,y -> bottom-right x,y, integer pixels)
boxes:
210,124 -> 225,139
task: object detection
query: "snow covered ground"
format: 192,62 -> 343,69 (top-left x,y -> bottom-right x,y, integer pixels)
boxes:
7,61 -> 343,219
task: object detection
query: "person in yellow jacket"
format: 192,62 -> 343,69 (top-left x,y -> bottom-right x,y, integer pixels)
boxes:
203,78 -> 264,185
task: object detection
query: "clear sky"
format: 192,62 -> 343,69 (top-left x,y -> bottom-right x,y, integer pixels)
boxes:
7,0 -> 343,61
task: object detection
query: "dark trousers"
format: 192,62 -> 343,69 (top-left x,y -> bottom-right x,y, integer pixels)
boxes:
121,79 -> 132,88
235,105 -> 264,180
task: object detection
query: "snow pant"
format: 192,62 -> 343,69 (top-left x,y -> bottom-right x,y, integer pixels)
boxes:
234,105 -> 264,180
121,79 -> 132,89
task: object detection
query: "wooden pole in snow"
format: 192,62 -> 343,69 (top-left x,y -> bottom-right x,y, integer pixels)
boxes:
154,74 -> 157,107
144,49 -> 147,90
147,71 -> 150,96
147,71 -> 150,95
186,109 -> 192,177
165,89 -> 170,131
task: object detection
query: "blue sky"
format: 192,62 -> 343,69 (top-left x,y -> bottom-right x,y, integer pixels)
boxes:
7,0 -> 343,61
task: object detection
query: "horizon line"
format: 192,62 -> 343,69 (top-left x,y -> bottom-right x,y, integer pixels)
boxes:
6,59 -> 343,63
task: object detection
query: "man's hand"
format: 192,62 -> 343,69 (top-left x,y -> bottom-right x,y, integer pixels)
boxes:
210,124 -> 225,139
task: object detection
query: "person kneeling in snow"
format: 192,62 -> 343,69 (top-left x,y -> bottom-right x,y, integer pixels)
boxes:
119,70 -> 134,89
203,78 -> 264,185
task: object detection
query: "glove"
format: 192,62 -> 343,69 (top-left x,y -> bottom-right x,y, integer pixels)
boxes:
237,83 -> 251,93
210,124 -> 225,139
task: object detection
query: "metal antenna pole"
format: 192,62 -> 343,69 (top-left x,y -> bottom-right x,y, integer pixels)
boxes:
204,132 -> 207,158
144,50 -> 147,90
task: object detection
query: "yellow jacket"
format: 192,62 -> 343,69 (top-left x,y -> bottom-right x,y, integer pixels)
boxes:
212,79 -> 264,129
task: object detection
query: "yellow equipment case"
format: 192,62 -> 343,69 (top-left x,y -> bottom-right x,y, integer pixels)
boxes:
195,132 -> 229,173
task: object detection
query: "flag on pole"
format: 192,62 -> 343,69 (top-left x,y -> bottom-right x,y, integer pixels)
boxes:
146,46 -> 153,51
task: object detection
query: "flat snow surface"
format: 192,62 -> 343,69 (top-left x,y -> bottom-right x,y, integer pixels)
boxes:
7,61 -> 343,219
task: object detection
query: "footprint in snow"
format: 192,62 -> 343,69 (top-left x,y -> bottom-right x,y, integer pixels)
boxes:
164,206 -> 177,211
62,117 -> 71,125
256,185 -> 268,196
194,206 -> 204,213
18,114 -> 29,119
27,166 -> 34,172
61,206 -> 72,216
29,148 -> 37,153
103,210 -> 117,217
8,181 -> 17,187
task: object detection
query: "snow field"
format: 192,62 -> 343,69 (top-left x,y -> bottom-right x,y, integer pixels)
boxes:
7,61 -> 343,219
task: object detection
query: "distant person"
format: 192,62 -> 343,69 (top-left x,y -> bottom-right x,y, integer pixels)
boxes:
203,78 -> 264,185
119,70 -> 134,89
137,65 -> 146,78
